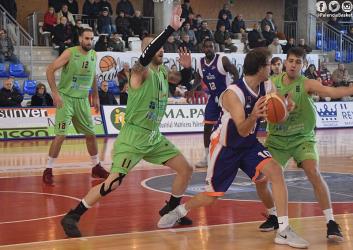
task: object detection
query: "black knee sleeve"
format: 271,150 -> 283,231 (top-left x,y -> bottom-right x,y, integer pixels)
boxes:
204,123 -> 214,148
99,173 -> 126,197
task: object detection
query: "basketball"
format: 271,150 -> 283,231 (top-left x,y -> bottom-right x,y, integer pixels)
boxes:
265,93 -> 288,123
99,56 -> 117,72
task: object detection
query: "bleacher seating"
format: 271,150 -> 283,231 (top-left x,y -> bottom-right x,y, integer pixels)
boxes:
0,63 -> 9,77
9,64 -> 28,78
13,80 -> 23,95
23,80 -> 37,95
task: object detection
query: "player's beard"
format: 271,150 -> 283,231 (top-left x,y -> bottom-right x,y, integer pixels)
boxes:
205,51 -> 215,61
81,43 -> 92,52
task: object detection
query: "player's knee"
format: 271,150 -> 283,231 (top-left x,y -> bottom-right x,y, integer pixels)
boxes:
305,167 -> 323,183
54,135 -> 66,144
264,160 -> 284,181
99,173 -> 126,196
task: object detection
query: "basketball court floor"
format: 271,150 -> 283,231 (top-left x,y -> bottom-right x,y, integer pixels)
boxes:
0,130 -> 353,249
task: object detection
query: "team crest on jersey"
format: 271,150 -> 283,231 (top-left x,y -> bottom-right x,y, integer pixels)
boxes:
296,85 -> 300,92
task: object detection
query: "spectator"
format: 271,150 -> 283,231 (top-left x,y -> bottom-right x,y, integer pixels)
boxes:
97,7 -> 114,35
108,33 -> 125,52
231,14 -> 246,38
0,0 -> 17,19
116,0 -> 134,17
115,10 -> 132,43
327,17 -> 344,31
181,0 -> 193,20
187,13 -> 198,30
43,6 -> 57,33
332,63 -> 350,87
181,22 -> 197,46
130,10 -> 148,38
31,83 -> 53,107
98,0 -> 113,15
95,35 -> 109,51
196,21 -> 213,44
0,29 -> 19,63
119,82 -> 128,105
216,13 -> 231,32
98,80 -> 118,105
349,26 -> 353,39
194,14 -> 203,31
72,19 -> 84,45
0,77 -> 23,107
53,16 -> 74,55
66,0 -> 79,16
172,31 -> 182,47
82,0 -> 99,28
297,38 -> 312,53
164,36 -> 178,53
117,62 -> 130,88
270,57 -> 283,76
261,11 -> 277,32
57,4 -> 75,26
282,37 -> 295,54
48,0 -> 65,13
218,3 -> 232,21
304,64 -> 319,80
318,61 -> 333,86
179,33 -> 195,52
268,37 -> 283,54
262,24 -> 275,45
214,24 -> 237,52
248,23 -> 267,49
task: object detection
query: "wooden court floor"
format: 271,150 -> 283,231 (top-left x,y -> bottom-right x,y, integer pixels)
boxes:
0,130 -> 353,249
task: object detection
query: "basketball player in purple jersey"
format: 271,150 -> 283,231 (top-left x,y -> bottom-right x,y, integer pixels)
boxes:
158,48 -> 309,249
191,38 -> 239,168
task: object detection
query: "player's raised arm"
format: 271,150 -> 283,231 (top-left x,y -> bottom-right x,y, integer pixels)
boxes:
304,78 -> 353,99
222,56 -> 239,82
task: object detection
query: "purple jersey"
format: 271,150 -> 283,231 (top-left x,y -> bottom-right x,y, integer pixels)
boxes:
212,78 -> 272,150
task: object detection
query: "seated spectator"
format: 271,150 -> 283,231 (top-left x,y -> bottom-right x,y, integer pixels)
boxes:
72,19 -> 84,45
172,31 -> 182,48
130,10 -> 148,38
332,63 -> 350,87
248,23 -> 267,49
108,33 -> 125,52
216,13 -> 231,32
95,35 -> 109,52
268,37 -> 283,54
66,0 -> 79,16
99,80 -> 118,105
97,7 -> 114,36
196,21 -> 213,44
214,24 -> 237,52
218,3 -> 233,21
262,24 -> 275,45
179,33 -> 195,52
57,4 -> 75,26
187,13 -> 197,30
53,16 -> 74,55
119,82 -> 128,105
270,57 -> 283,76
318,62 -> 333,86
98,0 -> 113,15
282,37 -> 295,54
231,14 -> 246,39
261,11 -> 277,32
193,14 -> 203,31
31,83 -> 53,107
118,62 -> 130,90
116,0 -> 135,17
115,10 -> 132,43
0,29 -> 19,63
304,64 -> 319,80
181,0 -> 194,19
82,0 -> 99,28
43,6 -> 57,33
327,17 -> 344,31
0,77 -> 23,107
297,38 -> 312,53
181,22 -> 197,46
164,36 -> 178,53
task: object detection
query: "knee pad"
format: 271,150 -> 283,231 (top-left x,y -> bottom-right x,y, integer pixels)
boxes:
100,173 -> 126,196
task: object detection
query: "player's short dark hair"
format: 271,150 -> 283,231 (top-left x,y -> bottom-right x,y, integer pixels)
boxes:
243,47 -> 272,76
271,57 -> 282,65
202,38 -> 214,47
286,47 -> 306,61
80,28 -> 94,36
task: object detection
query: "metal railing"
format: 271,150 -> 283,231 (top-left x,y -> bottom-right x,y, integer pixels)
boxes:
284,21 -> 298,41
0,4 -> 33,78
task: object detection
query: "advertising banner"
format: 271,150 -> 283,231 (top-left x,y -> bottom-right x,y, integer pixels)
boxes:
314,102 -> 353,128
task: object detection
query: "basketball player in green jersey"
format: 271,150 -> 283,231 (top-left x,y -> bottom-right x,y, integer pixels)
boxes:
60,3 -> 194,237
256,47 -> 353,242
42,28 -> 109,185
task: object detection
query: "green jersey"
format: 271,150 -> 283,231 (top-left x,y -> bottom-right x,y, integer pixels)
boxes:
58,47 -> 96,98
268,72 -> 316,137
125,65 -> 169,133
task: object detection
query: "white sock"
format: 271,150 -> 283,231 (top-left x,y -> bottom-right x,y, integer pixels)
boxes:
47,157 -> 56,168
82,199 -> 92,208
171,194 -> 183,198
278,216 -> 289,232
267,207 -> 277,216
323,208 -> 334,223
90,154 -> 100,167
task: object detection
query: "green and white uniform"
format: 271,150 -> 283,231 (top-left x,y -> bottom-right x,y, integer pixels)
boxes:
111,65 -> 180,174
55,46 -> 96,135
266,72 -> 318,167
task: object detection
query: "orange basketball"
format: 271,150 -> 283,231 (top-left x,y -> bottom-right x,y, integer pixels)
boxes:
265,93 -> 288,123
99,56 -> 117,72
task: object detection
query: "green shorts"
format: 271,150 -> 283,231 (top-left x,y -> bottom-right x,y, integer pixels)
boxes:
265,135 -> 318,168
111,124 -> 180,174
55,94 -> 95,136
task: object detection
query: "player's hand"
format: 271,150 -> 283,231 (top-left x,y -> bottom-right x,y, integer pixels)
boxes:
250,96 -> 267,120
53,92 -> 63,108
285,93 -> 295,112
178,47 -> 191,69
92,96 -> 100,113
170,3 -> 184,31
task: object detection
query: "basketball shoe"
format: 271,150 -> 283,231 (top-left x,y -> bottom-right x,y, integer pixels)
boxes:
158,204 -> 188,228
195,156 -> 207,168
327,220 -> 343,242
91,163 -> 109,179
61,210 -> 82,237
159,201 -> 192,226
259,214 -> 279,232
42,168 -> 53,185
274,226 -> 309,248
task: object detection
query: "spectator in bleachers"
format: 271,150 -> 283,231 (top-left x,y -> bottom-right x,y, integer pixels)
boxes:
218,3 -> 232,21
82,0 -> 99,28
262,24 -> 275,46
216,13 -> 231,32
187,13 -> 197,31
168,64 -> 185,97
98,80 -> 118,105
214,24 -> 237,52
0,77 -> 23,107
297,38 -> 312,53
181,22 -> 197,46
261,11 -> 277,32
0,29 -> 19,64
179,33 -> 195,52
115,10 -> 132,43
248,23 -> 267,49
349,26 -> 353,39
57,4 -> 75,26
119,82 -> 128,105
327,17 -> 344,31
95,35 -> 109,51
194,14 -> 203,31
43,6 -> 57,33
0,0 -> 17,19
130,10 -> 148,38
164,36 -> 178,53
231,14 -> 246,39
304,64 -> 319,80
99,0 -> 113,15
172,31 -> 182,47
318,61 -> 333,86
270,57 -> 283,76
196,21 -> 213,44
181,0 -> 194,20
117,62 -> 130,87
282,37 -> 295,54
116,0 -> 135,17
48,0 -> 65,13
53,16 -> 74,55
268,37 -> 282,54
332,63 -> 350,87
108,33 -> 125,52
97,7 -> 114,36
72,19 -> 84,45
30,83 -> 53,107
66,0 -> 79,16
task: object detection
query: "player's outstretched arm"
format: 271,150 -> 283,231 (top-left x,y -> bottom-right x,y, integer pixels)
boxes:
305,78 -> 353,99
222,56 -> 239,82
